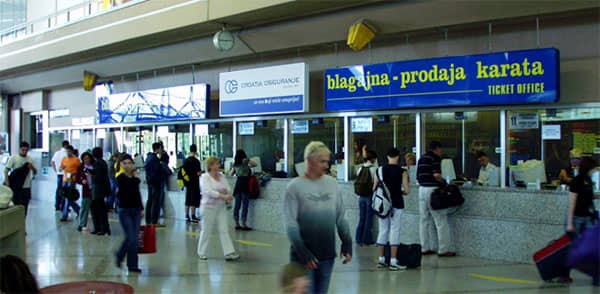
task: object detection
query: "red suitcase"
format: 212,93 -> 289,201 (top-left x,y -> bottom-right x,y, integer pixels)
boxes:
532,234 -> 571,281
137,225 -> 157,254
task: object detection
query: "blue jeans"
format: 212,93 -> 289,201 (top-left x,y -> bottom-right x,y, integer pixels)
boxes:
356,196 -> 374,245
571,216 -> 594,237
146,184 -> 161,224
116,208 -> 141,269
61,182 -> 80,219
105,178 -> 117,210
233,192 -> 250,225
291,256 -> 335,294
55,175 -> 64,210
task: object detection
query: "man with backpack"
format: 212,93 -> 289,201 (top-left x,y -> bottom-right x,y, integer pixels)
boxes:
374,148 -> 410,271
354,150 -> 377,246
182,144 -> 201,223
417,141 -> 456,257
4,142 -> 37,217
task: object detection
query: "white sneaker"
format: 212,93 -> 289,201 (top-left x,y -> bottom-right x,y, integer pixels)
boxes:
389,263 -> 407,271
198,255 -> 208,260
225,253 -> 240,261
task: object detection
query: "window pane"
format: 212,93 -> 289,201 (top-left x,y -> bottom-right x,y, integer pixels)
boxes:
422,112 -> 462,178
193,122 -> 233,169
542,108 -> 600,184
464,111 -> 500,186
237,120 -> 284,174
124,126 -> 153,158
291,118 -> 342,178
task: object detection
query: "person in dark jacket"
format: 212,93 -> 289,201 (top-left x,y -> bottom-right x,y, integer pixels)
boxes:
90,147 -> 112,235
145,142 -> 165,225
115,153 -> 144,273
228,149 -> 257,230
183,144 -> 202,223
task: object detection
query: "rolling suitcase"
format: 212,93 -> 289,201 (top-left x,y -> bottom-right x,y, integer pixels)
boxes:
567,223 -> 599,279
397,243 -> 422,268
137,225 -> 157,254
532,234 -> 571,281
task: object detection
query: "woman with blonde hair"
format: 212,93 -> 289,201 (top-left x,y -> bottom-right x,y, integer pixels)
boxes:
197,157 -> 240,260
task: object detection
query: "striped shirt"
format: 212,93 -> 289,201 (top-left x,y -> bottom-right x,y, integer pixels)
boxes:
417,151 -> 442,187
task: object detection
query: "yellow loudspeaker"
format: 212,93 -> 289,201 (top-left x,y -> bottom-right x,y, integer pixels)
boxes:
347,20 -> 376,51
83,71 -> 98,91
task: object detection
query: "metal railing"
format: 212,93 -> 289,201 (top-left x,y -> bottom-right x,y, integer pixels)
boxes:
0,0 -> 147,45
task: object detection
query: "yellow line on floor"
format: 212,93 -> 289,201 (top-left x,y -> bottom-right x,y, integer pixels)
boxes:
469,273 -> 539,285
186,231 -> 200,237
236,240 -> 272,247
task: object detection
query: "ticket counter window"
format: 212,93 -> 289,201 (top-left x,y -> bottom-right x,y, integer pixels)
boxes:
156,124 -> 189,169
541,108 -> 600,185
193,122 -> 233,169
464,111 -> 501,186
236,120 -> 284,175
422,112 -> 463,180
349,115 -> 415,180
290,118 -> 343,179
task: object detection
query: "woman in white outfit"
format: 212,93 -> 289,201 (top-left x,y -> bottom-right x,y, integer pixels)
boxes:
197,156 -> 240,260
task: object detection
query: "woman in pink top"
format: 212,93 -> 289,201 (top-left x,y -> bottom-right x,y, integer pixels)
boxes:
197,157 -> 240,261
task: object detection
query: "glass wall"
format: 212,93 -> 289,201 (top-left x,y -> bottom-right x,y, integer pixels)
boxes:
156,124 -> 189,169
464,111 -> 501,180
290,118 -> 343,178
236,120 -> 284,174
193,122 -> 233,169
422,112 -> 462,179
95,128 -> 120,159
123,126 -> 153,161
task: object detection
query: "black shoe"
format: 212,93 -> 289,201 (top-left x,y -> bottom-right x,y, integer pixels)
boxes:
77,226 -> 82,232
60,218 -> 68,222
186,215 -> 191,222
192,215 -> 201,221
242,226 -> 253,231
95,232 -> 107,236
235,225 -> 243,230
90,231 -> 98,234
128,268 -> 142,273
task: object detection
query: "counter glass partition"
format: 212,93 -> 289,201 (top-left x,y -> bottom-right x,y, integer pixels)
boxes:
464,111 -> 501,185
422,112 -> 463,179
193,122 -> 233,169
541,107 -> 600,184
349,114 -> 415,180
290,118 -> 343,178
236,120 -> 284,175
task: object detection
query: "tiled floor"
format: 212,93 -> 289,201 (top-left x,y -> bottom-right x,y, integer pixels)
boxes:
19,199 -> 597,293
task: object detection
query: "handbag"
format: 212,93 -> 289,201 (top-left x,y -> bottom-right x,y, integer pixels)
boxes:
137,225 -> 157,254
60,186 -> 80,201
430,184 -> 464,210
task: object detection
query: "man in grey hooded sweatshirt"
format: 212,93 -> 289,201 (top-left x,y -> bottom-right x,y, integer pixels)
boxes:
283,141 -> 353,294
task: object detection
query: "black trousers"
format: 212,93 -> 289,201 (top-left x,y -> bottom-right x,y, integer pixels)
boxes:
91,197 -> 110,233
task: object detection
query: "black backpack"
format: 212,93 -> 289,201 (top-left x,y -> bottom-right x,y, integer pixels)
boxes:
354,165 -> 373,197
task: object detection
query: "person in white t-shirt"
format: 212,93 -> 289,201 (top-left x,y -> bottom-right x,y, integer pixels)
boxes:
4,141 -> 37,216
51,140 -> 69,211
476,152 -> 499,187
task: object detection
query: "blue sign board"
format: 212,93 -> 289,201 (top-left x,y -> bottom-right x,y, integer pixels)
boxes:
324,48 -> 559,111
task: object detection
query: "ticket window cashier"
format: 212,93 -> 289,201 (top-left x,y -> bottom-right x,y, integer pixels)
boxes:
475,151 -> 499,187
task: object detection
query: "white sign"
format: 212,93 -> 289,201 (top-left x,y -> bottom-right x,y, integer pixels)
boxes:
219,63 -> 308,116
238,122 -> 255,136
351,117 -> 373,133
291,120 -> 309,134
542,125 -> 561,140
509,113 -> 539,129
49,108 -> 70,118
495,147 -> 502,154
72,116 -> 94,126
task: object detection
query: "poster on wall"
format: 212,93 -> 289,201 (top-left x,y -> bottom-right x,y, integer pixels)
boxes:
96,82 -> 209,124
238,122 -> 255,136
219,63 -> 309,116
351,117 -> 373,133
291,120 -> 309,134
